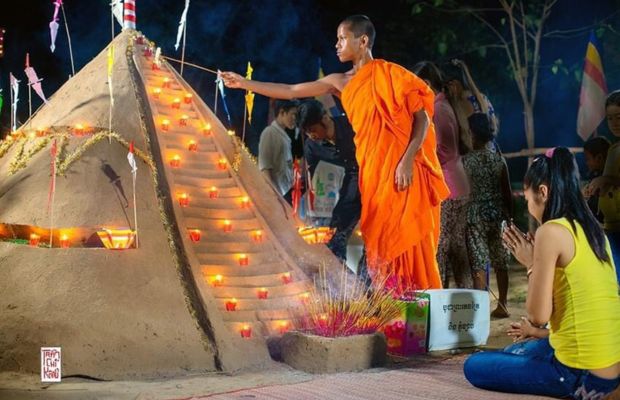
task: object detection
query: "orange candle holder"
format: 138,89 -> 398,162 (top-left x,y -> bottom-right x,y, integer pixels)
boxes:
225,298 -> 237,311
60,234 -> 70,249
251,230 -> 263,243
152,88 -> 161,99
179,114 -> 189,126
202,123 -> 212,136
170,155 -> 181,168
172,98 -> 181,109
281,272 -> 292,284
299,292 -> 310,304
151,62 -> 159,71
188,229 -> 201,242
278,321 -> 289,334
143,47 -> 152,57
73,124 -> 84,136
209,186 -> 219,199
223,220 -> 232,233
161,119 -> 170,131
238,254 -> 249,266
136,35 -> 144,45
184,93 -> 193,104
162,77 -> 171,88
217,158 -> 227,170
188,140 -> 198,152
29,233 -> 40,247
178,192 -> 189,207
258,288 -> 268,299
240,196 -> 250,208
240,324 -> 252,338
212,275 -> 223,287
35,128 -> 46,137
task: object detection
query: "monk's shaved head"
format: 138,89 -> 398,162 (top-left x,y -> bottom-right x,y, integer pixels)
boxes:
340,15 -> 375,49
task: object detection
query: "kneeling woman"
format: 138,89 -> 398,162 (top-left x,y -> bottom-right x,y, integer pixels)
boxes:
464,147 -> 620,399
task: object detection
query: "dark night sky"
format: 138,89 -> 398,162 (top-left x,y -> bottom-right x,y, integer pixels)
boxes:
0,0 -> 619,167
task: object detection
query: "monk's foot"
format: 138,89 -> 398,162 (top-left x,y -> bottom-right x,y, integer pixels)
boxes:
491,305 -> 510,319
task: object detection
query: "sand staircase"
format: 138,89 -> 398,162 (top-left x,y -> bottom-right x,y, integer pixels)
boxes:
133,40 -> 313,341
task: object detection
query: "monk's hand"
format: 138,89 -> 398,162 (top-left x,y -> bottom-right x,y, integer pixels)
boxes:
220,71 -> 246,89
395,156 -> 414,191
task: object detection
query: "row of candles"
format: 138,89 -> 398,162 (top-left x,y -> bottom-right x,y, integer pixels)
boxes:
214,272 -> 293,291
4,124 -> 93,141
239,320 -> 292,338
178,192 -> 250,206
28,233 -> 70,248
168,154 -> 228,170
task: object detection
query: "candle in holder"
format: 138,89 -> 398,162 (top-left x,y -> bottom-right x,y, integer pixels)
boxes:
179,114 -> 189,126
238,254 -> 249,266
172,98 -> 181,109
170,155 -> 181,168
217,158 -> 227,170
136,35 -> 144,45
151,62 -> 159,70
281,272 -> 292,284
202,123 -> 212,136
258,288 -> 268,299
178,192 -> 189,207
184,93 -> 193,104
299,292 -> 310,303
143,47 -> 152,57
212,274 -> 223,287
251,230 -> 263,243
188,140 -> 198,152
240,196 -> 250,208
36,128 -> 46,137
223,220 -> 232,233
279,321 -> 289,334
240,324 -> 252,338
29,233 -> 40,247
227,129 -> 235,137
152,88 -> 161,99
225,298 -> 237,311
188,229 -> 201,242
209,186 -> 218,199
162,77 -> 171,88
60,234 -> 70,248
73,124 -> 84,136
161,119 -> 170,131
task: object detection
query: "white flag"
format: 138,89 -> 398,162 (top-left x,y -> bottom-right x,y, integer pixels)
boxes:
174,0 -> 190,51
110,0 -> 124,28
10,73 -> 20,132
49,0 -> 62,52
127,141 -> 137,176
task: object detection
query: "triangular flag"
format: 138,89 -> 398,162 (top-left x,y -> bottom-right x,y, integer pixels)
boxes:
107,44 -> 114,107
577,31 -> 608,141
174,0 -> 190,51
216,71 -> 231,124
110,0 -> 124,28
245,62 -> 255,125
127,141 -> 137,175
24,66 -> 48,104
10,73 -> 20,132
49,0 -> 62,52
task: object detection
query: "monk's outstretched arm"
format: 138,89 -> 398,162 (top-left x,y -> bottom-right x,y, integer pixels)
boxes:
395,109 -> 429,191
220,71 -> 336,99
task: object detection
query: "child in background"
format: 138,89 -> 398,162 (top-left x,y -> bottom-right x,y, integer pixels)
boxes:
463,113 -> 513,318
583,136 -> 610,223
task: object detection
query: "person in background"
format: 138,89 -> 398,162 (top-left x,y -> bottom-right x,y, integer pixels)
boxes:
582,136 -> 610,223
463,113 -> 513,318
414,60 -> 472,288
465,147 -> 619,399
258,99 -> 299,203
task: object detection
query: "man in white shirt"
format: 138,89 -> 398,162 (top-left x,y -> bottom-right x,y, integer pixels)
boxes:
258,99 -> 299,203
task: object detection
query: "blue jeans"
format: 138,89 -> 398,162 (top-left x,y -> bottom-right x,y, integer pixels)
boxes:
464,338 -> 620,399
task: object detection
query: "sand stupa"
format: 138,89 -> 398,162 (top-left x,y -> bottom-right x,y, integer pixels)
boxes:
0,30 -> 343,379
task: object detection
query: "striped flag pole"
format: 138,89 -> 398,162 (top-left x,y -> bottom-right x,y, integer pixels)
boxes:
123,0 -> 136,30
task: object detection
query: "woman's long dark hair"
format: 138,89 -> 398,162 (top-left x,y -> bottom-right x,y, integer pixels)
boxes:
524,147 -> 610,262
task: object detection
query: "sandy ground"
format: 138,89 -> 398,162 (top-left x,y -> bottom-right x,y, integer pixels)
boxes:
0,264 -> 532,400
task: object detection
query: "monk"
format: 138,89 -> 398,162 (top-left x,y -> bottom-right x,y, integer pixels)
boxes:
221,15 -> 449,293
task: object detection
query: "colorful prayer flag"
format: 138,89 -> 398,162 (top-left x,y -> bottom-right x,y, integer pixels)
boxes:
577,32 -> 608,141
245,62 -> 255,125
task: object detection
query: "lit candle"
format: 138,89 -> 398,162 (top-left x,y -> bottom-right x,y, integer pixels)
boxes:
213,274 -> 223,287
151,62 -> 159,70
172,98 -> 181,109
188,229 -> 201,242
188,140 -> 198,152
29,233 -> 40,247
279,321 -> 289,334
356,230 -> 362,237
170,155 -> 181,168
209,186 -> 218,199
227,129 -> 235,137
28,130 -> 36,140
73,124 -> 84,136
161,119 -> 170,131
251,230 -> 263,243
152,88 -> 161,99
240,196 -> 250,208
318,313 -> 329,327
299,292 -> 310,303
178,192 -> 189,207
184,93 -> 193,104
143,47 -> 152,57
60,234 -> 69,248
258,288 -> 268,299
202,123 -> 212,136
225,298 -> 237,311
162,77 -> 171,88
36,128 -> 46,137
240,324 -> 252,338
179,114 -> 189,126
223,220 -> 232,233
136,35 -> 144,45
238,254 -> 249,266
281,272 -> 292,284
217,158 -> 227,170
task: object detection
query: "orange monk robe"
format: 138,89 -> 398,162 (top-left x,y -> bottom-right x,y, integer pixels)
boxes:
341,59 -> 450,292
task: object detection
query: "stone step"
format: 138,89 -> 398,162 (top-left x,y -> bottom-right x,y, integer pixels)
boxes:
215,294 -> 306,311
172,172 -> 235,186
165,140 -> 218,154
206,280 -> 310,299
173,194 -> 251,210
201,261 -> 290,277
196,250 -> 281,266
192,240 -> 274,255
221,308 -> 295,323
180,206 -> 254,220
200,270 -> 298,288
184,217 -> 261,232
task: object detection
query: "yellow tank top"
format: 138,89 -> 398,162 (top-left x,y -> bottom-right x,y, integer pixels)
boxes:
547,218 -> 620,370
